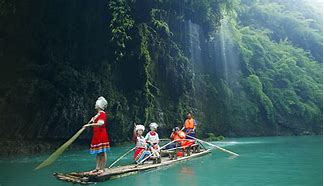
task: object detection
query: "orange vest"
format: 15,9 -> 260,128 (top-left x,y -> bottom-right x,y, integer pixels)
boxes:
174,131 -> 193,149
172,130 -> 186,140
172,130 -> 186,144
184,118 -> 195,129
171,133 -> 179,141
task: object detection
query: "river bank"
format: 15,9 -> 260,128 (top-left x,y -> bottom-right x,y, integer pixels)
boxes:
0,139 -> 89,157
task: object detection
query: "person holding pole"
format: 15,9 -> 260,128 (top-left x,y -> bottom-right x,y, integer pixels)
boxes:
83,96 -> 110,175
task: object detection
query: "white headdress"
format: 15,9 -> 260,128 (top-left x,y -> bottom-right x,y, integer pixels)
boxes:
135,125 -> 145,132
149,122 -> 158,130
95,96 -> 108,110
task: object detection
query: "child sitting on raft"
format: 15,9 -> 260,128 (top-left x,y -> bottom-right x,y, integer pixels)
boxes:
145,122 -> 161,163
133,124 -> 151,164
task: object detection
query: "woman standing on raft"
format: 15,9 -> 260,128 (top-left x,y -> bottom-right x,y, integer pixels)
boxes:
83,96 -> 110,175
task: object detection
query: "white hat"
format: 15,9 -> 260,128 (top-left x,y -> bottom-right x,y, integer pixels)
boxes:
149,122 -> 158,130
135,125 -> 145,131
95,96 -> 108,110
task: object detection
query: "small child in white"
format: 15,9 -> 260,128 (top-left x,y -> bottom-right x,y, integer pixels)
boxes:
145,122 -> 161,163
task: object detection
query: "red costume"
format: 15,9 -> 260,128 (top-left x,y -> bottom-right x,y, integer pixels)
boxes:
90,111 -> 110,154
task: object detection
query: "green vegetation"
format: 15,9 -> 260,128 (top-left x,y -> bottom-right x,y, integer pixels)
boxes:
108,0 -> 134,59
238,0 -> 323,62
0,0 -> 322,147
205,133 -> 225,141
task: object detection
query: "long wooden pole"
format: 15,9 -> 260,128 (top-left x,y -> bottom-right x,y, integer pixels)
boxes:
161,140 -> 195,151
136,139 -> 176,165
108,146 -> 136,168
186,135 -> 239,156
35,127 -> 86,170
35,118 -> 93,170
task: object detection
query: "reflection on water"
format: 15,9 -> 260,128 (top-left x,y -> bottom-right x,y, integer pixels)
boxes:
178,165 -> 197,186
180,166 -> 194,175
214,141 -> 264,147
227,155 -> 238,160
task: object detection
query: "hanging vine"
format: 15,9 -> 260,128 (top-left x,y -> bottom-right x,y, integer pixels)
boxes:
108,0 -> 134,60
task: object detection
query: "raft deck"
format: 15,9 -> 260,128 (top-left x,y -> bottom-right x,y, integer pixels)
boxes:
54,148 -> 211,184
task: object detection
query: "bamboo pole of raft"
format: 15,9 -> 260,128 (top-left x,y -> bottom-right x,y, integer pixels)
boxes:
161,140 -> 195,151
108,146 -> 136,168
159,138 -> 172,141
136,139 -> 177,165
35,119 -> 93,170
35,127 -> 86,170
186,135 -> 240,156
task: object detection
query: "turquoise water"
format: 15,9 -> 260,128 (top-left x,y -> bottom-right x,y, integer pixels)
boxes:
0,136 -> 322,186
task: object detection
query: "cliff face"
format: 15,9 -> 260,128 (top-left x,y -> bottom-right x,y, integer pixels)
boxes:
0,0 -> 322,144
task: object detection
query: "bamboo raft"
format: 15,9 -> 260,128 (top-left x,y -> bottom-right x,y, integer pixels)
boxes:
54,148 -> 211,184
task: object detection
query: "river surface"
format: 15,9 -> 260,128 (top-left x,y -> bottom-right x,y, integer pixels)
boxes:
0,136 -> 322,186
